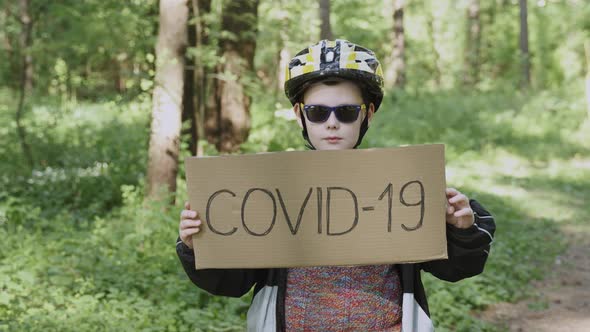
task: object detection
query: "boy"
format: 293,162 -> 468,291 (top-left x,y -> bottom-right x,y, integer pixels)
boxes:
177,40 -> 495,331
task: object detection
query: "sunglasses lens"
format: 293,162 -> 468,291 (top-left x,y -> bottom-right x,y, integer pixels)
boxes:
303,105 -> 362,123
305,105 -> 331,123
335,105 -> 360,123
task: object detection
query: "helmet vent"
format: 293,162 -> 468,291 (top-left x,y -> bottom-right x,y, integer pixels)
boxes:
326,51 -> 334,62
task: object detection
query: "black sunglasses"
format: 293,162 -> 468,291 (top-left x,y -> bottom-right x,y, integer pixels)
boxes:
301,103 -> 365,124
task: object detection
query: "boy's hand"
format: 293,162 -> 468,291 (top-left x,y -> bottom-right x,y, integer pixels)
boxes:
179,202 -> 202,249
445,188 -> 474,229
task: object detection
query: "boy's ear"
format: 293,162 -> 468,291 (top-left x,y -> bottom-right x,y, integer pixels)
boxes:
366,103 -> 376,127
293,103 -> 304,129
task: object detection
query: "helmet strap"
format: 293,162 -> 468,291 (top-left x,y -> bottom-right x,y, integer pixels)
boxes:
353,112 -> 370,149
300,113 -> 316,150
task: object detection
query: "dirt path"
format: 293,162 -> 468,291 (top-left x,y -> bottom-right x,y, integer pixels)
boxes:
479,226 -> 590,331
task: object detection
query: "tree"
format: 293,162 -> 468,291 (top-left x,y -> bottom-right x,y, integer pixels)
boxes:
464,0 -> 481,86
426,8 -> 442,87
19,0 -> 33,92
519,0 -> 530,88
146,0 -> 189,201
0,5 -> 16,79
585,40 -> 590,119
274,0 -> 296,94
276,1 -> 291,94
15,0 -> 34,169
204,0 -> 258,153
181,0 -> 213,157
319,0 -> 333,40
182,2 -> 197,156
386,0 -> 405,89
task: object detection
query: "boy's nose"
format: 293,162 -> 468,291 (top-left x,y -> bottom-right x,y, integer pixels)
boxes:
325,111 -> 340,128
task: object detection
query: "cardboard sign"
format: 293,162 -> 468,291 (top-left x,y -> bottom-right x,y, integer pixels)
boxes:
185,144 -> 448,270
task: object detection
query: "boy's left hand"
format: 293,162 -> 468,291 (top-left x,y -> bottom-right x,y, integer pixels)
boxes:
445,188 -> 474,229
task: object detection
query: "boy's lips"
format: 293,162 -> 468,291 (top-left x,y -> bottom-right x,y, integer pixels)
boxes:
324,136 -> 342,143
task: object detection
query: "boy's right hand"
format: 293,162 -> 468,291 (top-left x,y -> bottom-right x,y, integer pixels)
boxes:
179,202 -> 202,249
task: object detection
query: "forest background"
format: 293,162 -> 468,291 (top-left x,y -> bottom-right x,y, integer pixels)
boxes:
1,0 -> 589,331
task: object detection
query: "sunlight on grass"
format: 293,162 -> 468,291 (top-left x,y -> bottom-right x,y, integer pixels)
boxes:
448,147 -> 590,225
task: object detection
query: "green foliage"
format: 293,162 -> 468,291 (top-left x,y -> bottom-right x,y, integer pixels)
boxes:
366,80 -> 589,161
240,96 -> 305,153
0,0 -> 156,100
2,83 -> 588,330
331,0 -> 390,60
0,187 -> 249,331
2,0 -> 590,330
0,87 -> 252,331
1,0 -> 589,101
0,92 -> 149,222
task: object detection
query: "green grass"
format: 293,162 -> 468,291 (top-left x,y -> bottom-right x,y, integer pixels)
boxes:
1,80 -> 589,331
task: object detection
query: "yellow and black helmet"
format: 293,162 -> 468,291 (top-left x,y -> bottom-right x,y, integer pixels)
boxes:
284,39 -> 385,110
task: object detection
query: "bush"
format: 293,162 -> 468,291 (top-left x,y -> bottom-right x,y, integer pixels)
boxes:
0,186 -> 250,332
0,98 -> 149,222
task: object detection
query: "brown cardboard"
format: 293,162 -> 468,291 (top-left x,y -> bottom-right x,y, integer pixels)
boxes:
185,144 -> 448,269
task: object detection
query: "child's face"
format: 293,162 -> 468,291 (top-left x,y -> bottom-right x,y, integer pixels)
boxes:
294,81 -> 374,150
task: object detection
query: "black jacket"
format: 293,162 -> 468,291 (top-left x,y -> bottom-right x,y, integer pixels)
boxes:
176,199 -> 495,331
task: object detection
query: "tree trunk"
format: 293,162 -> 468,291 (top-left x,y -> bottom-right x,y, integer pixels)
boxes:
113,58 -> 126,93
20,0 -> 33,92
464,0 -> 481,86
519,0 -> 530,89
276,0 -> 291,95
191,0 -> 211,157
426,10 -> 441,87
204,64 -> 219,145
207,0 -> 258,153
277,46 -> 291,95
1,7 -> 14,53
198,0 -> 221,152
585,41 -> 590,119
319,0 -> 333,40
15,0 -> 34,169
2,6 -> 17,87
146,0 -> 189,202
386,0 -> 405,89
183,2 -> 197,156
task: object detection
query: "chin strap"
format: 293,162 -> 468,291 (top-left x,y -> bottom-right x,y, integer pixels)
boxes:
353,114 -> 370,149
300,115 -> 316,150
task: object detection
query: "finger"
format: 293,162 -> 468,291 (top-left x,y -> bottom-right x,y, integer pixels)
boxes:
453,207 -> 473,218
446,205 -> 455,215
181,227 -> 201,240
180,219 -> 201,232
446,188 -> 459,197
180,210 -> 198,220
453,220 -> 472,229
446,216 -> 458,226
184,201 -> 190,210
180,230 -> 198,247
448,193 -> 467,205
180,219 -> 202,230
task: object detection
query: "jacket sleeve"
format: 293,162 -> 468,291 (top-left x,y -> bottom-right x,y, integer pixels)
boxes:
176,237 -> 263,297
420,199 -> 496,282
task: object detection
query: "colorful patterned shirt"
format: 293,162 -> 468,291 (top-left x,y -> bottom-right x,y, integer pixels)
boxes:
285,265 -> 402,331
